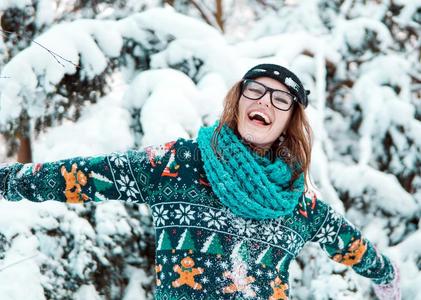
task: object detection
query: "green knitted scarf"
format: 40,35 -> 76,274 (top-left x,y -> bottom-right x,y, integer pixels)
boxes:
196,121 -> 305,220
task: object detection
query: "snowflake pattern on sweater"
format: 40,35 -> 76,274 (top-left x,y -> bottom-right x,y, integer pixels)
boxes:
0,138 -> 397,299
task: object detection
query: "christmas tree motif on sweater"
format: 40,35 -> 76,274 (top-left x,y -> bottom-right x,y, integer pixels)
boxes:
275,255 -> 289,273
89,171 -> 113,202
200,233 -> 223,258
176,229 -> 196,254
157,230 -> 173,252
222,241 -> 256,298
61,163 -> 90,203
256,245 -> 274,268
172,256 -> 204,290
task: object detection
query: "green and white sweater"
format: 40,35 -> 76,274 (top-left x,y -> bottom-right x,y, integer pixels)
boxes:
0,138 -> 396,299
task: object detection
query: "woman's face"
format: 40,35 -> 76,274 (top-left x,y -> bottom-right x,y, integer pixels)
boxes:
237,77 -> 294,149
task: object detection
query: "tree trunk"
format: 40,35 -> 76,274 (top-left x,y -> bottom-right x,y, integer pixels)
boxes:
17,133 -> 32,163
215,0 -> 224,32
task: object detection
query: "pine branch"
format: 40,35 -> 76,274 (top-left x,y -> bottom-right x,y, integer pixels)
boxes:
0,29 -> 80,70
0,253 -> 39,272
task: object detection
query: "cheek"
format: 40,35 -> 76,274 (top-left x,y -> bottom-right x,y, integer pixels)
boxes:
238,98 -> 249,120
273,111 -> 291,128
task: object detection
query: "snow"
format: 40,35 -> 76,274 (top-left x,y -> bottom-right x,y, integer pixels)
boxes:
334,18 -> 393,52
133,7 -> 222,41
96,201 -> 132,237
74,285 -> 101,300
0,241 -> 44,300
0,1 -> 419,299
123,68 -> 223,145
329,162 -> 416,216
35,0 -> 55,28
123,266 -> 152,300
32,76 -> 133,161
0,0 -> 32,10
396,0 -> 421,27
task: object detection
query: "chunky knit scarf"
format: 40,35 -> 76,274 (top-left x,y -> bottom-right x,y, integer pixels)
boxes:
196,121 -> 305,220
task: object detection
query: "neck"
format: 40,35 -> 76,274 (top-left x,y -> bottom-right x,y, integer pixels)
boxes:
232,126 -> 274,158
248,142 -> 271,157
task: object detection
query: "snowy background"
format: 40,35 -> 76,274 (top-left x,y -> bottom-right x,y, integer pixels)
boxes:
0,0 -> 420,299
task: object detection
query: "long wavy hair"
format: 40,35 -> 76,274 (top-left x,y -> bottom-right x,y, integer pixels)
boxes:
211,80 -> 314,192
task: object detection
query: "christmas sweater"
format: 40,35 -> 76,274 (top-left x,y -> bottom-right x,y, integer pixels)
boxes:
0,138 -> 397,299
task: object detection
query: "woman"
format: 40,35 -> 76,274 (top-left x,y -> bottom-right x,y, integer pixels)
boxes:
0,64 -> 400,299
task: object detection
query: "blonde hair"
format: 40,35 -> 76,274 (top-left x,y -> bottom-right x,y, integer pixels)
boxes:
211,80 -> 314,192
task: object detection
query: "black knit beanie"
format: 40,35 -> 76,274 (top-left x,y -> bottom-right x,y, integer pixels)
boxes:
242,63 -> 310,108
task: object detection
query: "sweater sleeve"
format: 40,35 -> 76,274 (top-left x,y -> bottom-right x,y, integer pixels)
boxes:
0,141 -> 175,204
308,196 -> 397,286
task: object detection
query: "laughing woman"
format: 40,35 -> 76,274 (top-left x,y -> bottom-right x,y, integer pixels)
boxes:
1,64 -> 400,299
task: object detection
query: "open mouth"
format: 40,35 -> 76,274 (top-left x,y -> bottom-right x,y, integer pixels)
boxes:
248,111 -> 272,126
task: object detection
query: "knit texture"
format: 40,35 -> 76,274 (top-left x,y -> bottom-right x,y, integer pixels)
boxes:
0,138 -> 399,299
373,257 -> 401,299
196,121 -> 304,220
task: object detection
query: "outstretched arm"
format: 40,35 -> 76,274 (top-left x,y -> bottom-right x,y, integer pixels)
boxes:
0,141 -> 176,204
308,195 -> 401,299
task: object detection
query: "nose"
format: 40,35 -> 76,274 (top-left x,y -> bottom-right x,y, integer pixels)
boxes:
257,91 -> 271,108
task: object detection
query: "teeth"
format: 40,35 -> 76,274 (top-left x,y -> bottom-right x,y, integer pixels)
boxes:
248,111 -> 271,124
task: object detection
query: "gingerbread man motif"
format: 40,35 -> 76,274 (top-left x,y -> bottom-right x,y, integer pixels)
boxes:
269,276 -> 289,300
155,264 -> 162,286
61,163 -> 90,203
333,238 -> 367,266
222,260 -> 256,297
172,256 -> 204,290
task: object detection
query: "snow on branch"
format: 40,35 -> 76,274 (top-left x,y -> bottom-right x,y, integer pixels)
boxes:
329,161 -> 416,217
0,7 -> 222,134
123,68 -> 204,146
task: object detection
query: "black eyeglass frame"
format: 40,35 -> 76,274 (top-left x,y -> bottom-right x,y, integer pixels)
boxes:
240,79 -> 298,111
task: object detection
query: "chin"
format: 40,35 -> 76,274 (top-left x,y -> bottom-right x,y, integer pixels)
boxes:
238,128 -> 275,148
239,125 -> 274,144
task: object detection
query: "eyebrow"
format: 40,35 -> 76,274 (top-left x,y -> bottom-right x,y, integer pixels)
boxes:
252,80 -> 292,94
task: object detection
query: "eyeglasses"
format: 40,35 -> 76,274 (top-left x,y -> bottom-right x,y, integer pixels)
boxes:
241,79 -> 297,111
